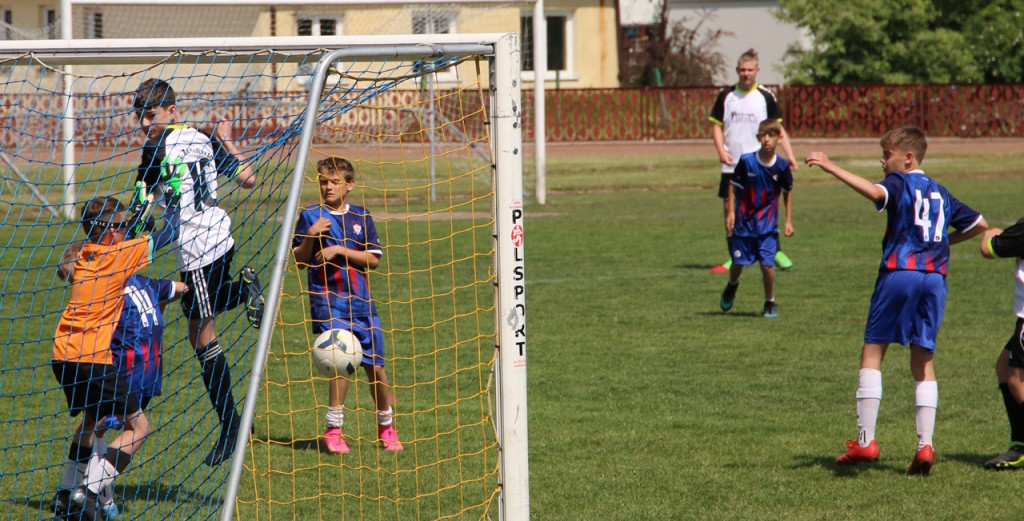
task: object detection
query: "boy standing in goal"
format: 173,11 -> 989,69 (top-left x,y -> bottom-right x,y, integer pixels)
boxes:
805,126 -> 987,475
133,78 -> 265,466
51,196 -> 179,520
292,157 -> 403,453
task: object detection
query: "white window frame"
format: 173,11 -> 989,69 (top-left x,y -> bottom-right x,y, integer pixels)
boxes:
520,11 -> 575,83
412,10 -> 459,83
297,16 -> 341,37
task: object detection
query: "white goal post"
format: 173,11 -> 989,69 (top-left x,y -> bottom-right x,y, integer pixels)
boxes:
0,33 -> 528,521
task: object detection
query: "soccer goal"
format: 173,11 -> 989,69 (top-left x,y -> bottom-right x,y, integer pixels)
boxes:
0,33 -> 527,521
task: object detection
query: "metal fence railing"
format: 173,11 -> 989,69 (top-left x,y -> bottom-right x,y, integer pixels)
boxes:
522,84 -> 1024,142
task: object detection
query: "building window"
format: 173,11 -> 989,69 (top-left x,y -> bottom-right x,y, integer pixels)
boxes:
297,17 -> 338,36
44,8 -> 57,39
91,12 -> 103,39
2,10 -> 12,40
521,14 -> 570,73
412,10 -> 454,35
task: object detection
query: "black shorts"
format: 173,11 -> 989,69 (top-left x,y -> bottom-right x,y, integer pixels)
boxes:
180,247 -> 243,320
718,173 -> 732,199
1005,317 -> 1024,369
51,361 -> 142,420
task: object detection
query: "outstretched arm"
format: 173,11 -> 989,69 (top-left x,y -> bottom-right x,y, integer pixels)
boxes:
804,151 -> 885,203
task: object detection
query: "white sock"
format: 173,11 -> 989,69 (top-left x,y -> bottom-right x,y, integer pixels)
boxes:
856,368 -> 883,447
915,380 -> 938,449
326,407 -> 344,429
84,455 -> 118,495
92,436 -> 113,504
59,460 -> 85,490
377,406 -> 394,427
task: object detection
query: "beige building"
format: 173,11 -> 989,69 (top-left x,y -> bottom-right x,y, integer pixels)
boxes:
0,1 -> 621,89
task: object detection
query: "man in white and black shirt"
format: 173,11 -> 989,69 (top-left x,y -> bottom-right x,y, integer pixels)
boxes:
133,78 -> 264,467
708,48 -> 798,273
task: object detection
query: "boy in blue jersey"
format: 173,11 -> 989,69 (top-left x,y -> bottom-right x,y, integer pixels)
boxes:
53,239 -> 187,519
720,119 -> 794,318
979,222 -> 1024,469
806,126 -> 987,475
292,157 -> 402,453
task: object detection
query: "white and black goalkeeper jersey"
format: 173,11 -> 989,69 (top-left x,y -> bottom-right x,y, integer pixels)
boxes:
137,124 -> 242,272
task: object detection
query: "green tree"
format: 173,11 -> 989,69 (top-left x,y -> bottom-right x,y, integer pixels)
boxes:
775,0 -> 988,84
961,0 -> 1024,82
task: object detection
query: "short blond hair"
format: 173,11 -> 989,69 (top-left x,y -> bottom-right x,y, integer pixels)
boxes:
880,126 -> 928,163
757,119 -> 784,137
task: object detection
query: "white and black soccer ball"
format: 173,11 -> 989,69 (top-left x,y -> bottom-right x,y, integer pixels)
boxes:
311,329 -> 364,378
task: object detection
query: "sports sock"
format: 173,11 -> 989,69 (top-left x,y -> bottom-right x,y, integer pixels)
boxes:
60,441 -> 92,489
999,383 -> 1024,444
914,380 -> 938,449
326,407 -> 344,429
84,448 -> 130,495
196,341 -> 240,431
377,406 -> 394,427
855,368 -> 883,447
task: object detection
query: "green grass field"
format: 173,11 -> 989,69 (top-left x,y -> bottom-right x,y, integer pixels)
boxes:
523,143 -> 1024,521
4,141 -> 1024,521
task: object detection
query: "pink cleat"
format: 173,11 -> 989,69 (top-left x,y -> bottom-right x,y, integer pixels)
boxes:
323,427 -> 349,454
907,445 -> 934,476
378,424 -> 403,451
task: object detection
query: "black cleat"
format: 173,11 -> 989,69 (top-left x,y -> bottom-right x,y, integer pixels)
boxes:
51,489 -> 71,517
67,486 -> 99,521
204,427 -> 240,467
720,281 -> 739,312
241,267 -> 265,329
984,444 -> 1024,470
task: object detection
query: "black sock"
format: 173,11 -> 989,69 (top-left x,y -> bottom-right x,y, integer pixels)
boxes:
999,383 -> 1024,444
103,448 -> 132,474
196,341 -> 240,431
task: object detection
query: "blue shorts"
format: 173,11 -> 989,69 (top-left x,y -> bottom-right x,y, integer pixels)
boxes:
864,270 -> 946,351
315,315 -> 387,367
730,234 -> 778,267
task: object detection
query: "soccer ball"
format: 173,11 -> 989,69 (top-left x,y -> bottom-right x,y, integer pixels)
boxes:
311,328 -> 364,378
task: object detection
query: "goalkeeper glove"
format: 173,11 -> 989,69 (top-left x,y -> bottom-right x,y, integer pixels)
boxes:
160,158 -> 185,196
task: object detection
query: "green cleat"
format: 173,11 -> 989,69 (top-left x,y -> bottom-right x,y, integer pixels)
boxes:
984,445 -> 1024,470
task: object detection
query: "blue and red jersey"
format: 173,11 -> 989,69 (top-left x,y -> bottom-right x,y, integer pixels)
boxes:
729,152 -> 793,237
110,275 -> 176,399
293,204 -> 381,332
875,170 -> 984,275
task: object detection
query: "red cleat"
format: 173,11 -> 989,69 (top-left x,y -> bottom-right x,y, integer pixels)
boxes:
836,439 -> 879,465
710,264 -> 730,274
907,445 -> 934,476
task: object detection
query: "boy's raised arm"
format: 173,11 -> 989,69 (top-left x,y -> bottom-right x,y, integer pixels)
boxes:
805,151 -> 885,203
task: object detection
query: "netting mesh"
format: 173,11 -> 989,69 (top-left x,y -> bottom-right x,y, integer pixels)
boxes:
0,45 -> 500,520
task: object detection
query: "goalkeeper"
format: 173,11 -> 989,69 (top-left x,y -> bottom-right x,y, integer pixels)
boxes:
132,78 -> 265,467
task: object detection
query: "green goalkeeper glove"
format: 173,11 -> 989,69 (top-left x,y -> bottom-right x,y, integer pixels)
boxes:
160,157 -> 185,196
